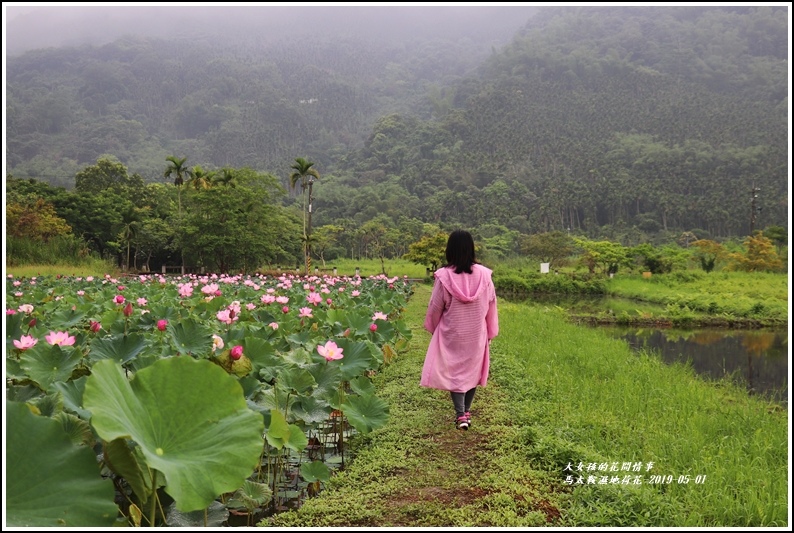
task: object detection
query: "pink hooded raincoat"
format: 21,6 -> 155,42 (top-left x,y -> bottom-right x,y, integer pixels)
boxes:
420,263 -> 499,392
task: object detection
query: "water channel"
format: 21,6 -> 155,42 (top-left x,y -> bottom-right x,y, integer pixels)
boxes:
511,294 -> 789,407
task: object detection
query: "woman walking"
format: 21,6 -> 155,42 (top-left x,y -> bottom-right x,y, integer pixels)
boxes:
420,229 -> 499,430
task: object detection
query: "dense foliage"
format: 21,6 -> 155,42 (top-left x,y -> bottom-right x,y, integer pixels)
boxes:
5,6 -> 789,268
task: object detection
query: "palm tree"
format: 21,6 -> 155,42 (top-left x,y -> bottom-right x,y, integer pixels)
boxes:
164,156 -> 193,273
187,165 -> 215,190
213,167 -> 239,188
289,157 -> 320,274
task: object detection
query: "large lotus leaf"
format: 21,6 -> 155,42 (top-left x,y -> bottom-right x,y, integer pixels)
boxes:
287,330 -> 313,347
46,307 -> 87,330
6,383 -> 44,404
277,366 -> 316,394
52,376 -> 91,419
88,333 -> 147,364
340,393 -> 390,434
239,337 -> 282,377
5,356 -> 26,381
332,339 -> 378,381
300,460 -> 331,483
168,318 -> 213,356
6,312 -> 24,347
307,361 -> 343,398
5,401 -> 118,527
291,394 -> 333,425
265,409 -> 307,452
349,375 -> 376,396
20,344 -> 83,391
83,357 -> 265,512
346,311 -> 374,336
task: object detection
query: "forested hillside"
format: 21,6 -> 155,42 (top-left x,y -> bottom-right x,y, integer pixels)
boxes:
5,5 -> 789,271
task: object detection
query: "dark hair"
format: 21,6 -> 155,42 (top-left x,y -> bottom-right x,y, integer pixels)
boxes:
444,229 -> 477,274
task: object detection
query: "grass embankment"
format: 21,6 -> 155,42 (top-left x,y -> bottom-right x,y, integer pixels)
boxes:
266,283 -> 788,527
601,271 -> 788,328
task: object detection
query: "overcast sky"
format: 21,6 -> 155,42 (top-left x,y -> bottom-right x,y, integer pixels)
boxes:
2,3 -> 555,57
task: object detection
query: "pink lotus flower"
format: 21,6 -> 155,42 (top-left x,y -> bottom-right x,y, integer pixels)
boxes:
370,323 -> 378,332
157,319 -> 168,331
276,296 -> 289,304
178,284 -> 194,298
246,303 -> 256,311
307,292 -> 322,305
89,321 -> 102,333
18,304 -> 34,314
114,295 -> 125,304
13,335 -> 38,350
77,290 -> 85,296
282,306 -> 290,314
6,309 -> 17,315
269,322 -> 279,330
351,290 -> 360,297
28,318 -> 37,328
326,298 -> 333,305
372,311 -> 388,321
123,303 -> 134,317
217,309 -> 236,325
230,345 -> 244,360
261,294 -> 276,304
299,307 -> 313,318
45,331 -> 76,346
317,340 -> 344,361
137,298 -> 148,306
86,276 -> 94,282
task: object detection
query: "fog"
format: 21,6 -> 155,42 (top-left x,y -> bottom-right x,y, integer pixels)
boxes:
4,3 -> 541,57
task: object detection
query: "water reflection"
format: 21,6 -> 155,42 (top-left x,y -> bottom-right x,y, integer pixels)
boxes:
598,326 -> 788,406
502,293 -> 789,406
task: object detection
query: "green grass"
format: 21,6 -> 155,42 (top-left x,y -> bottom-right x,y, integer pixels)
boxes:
606,271 -> 788,321
264,284 -> 788,527
5,262 -> 120,279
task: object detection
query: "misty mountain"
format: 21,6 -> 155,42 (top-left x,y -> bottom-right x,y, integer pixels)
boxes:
4,5 -> 789,240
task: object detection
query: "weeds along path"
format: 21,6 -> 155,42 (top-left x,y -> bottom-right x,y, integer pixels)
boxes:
267,283 -> 564,527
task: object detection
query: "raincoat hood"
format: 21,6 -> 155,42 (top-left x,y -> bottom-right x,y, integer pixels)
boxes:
434,264 -> 492,303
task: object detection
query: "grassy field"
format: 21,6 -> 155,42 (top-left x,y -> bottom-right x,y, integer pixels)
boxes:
265,283 -> 788,527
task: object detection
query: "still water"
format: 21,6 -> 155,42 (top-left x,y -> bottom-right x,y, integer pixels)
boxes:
596,326 -> 788,406
511,294 -> 789,406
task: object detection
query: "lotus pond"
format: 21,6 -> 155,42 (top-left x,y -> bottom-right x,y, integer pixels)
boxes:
5,272 -> 414,527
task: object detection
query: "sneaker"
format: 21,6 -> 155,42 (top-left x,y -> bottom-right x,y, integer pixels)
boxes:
455,415 -> 469,430
464,411 -> 472,427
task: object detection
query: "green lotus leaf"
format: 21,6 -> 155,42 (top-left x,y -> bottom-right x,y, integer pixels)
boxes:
255,386 -> 297,416
291,394 -> 333,425
166,500 -> 229,527
54,411 -> 95,446
168,318 -> 213,356
340,393 -> 390,434
88,333 -> 147,364
6,401 -> 118,527
5,356 -> 26,380
346,311 -> 374,336
265,409 -> 290,449
349,375 -> 376,396
30,389 -> 63,417
6,312 -> 24,348
6,383 -> 44,404
20,344 -> 83,391
287,330 -> 313,347
307,361 -> 343,398
277,366 -> 317,394
324,308 -> 346,325
332,339 -> 378,381
300,460 -> 331,483
239,336 -> 282,377
83,357 -> 265,512
103,437 -> 151,504
229,480 -> 272,510
47,308 -> 87,330
52,376 -> 91,419
285,423 -> 309,452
